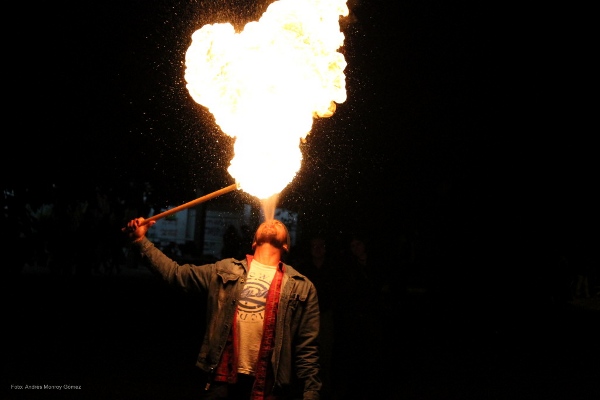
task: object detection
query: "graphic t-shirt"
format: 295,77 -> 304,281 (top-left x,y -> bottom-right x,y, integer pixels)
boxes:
237,260 -> 277,375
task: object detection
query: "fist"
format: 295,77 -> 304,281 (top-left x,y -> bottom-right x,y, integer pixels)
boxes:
122,217 -> 155,242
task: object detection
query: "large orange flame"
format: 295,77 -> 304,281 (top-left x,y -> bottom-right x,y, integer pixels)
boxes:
185,0 -> 348,199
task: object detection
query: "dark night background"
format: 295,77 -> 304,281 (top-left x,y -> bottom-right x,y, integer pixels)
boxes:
3,1 -> 598,399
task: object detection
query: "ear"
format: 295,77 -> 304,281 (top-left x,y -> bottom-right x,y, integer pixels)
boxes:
252,241 -> 257,251
282,243 -> 289,253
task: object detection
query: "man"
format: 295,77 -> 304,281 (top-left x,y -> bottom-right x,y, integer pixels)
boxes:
123,218 -> 321,400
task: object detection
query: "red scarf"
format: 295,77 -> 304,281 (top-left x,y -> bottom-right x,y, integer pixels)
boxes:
214,255 -> 284,400
251,257 -> 283,400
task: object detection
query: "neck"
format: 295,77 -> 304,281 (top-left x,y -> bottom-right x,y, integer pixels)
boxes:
253,244 -> 282,267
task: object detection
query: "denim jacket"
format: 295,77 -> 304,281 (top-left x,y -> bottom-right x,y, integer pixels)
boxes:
133,237 -> 321,400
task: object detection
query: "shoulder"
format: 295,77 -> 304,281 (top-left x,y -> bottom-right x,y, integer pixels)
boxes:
215,257 -> 247,273
284,263 -> 316,287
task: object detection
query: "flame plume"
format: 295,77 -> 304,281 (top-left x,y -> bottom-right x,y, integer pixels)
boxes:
185,0 -> 348,199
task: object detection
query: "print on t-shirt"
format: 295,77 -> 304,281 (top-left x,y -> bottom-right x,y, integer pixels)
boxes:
238,263 -> 276,322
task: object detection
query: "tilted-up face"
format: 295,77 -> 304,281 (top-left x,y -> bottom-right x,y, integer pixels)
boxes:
253,219 -> 290,254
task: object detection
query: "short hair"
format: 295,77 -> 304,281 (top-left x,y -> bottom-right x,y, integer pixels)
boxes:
280,221 -> 291,254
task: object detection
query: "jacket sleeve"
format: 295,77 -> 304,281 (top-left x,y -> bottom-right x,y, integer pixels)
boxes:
295,282 -> 322,400
132,237 -> 212,293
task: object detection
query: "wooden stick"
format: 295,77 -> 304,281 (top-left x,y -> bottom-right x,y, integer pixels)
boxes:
141,182 -> 240,225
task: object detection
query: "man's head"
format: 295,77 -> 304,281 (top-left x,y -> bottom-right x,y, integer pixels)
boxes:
252,219 -> 291,255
